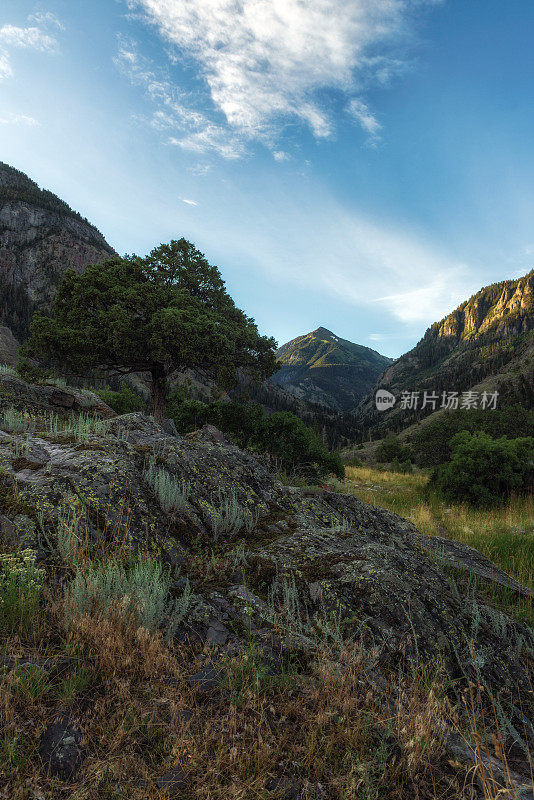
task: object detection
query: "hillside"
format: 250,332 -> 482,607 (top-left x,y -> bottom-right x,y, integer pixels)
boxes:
0,374 -> 533,796
357,271 -> 534,434
271,327 -> 392,412
0,162 -> 114,345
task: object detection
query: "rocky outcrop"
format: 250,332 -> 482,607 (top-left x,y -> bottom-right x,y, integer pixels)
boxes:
0,325 -> 18,365
0,162 -> 114,341
271,327 -> 392,412
39,714 -> 84,780
0,402 -> 532,750
0,372 -> 115,417
436,271 -> 534,340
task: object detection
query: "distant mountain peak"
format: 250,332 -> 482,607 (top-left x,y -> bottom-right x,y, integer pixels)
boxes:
271,327 -> 391,412
312,326 -> 335,337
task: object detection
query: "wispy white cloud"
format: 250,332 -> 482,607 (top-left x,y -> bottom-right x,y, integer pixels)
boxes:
0,14 -> 62,81
123,0 -> 442,157
180,197 -> 198,206
374,271 -> 469,324
368,333 -> 390,341
348,98 -> 382,145
0,112 -> 40,126
27,11 -> 65,30
0,24 -> 58,52
0,51 -> 12,80
197,184 -> 475,329
187,163 -> 211,176
114,36 -> 244,158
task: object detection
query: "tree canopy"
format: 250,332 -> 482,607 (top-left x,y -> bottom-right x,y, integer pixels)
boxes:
24,238 -> 278,420
430,431 -> 534,506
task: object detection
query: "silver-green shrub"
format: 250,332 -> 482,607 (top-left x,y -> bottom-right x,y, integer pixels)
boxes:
210,490 -> 259,541
66,555 -> 191,637
143,457 -> 191,513
0,407 -> 36,434
56,503 -> 84,564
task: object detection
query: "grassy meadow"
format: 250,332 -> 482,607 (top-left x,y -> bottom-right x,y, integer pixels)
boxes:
344,466 -> 534,626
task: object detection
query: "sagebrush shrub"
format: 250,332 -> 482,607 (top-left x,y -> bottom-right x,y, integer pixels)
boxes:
143,457 -> 191,513
0,406 -> 36,434
209,489 -> 258,540
66,555 -> 191,637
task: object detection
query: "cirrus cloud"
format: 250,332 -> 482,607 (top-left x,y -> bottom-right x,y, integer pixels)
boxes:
123,0 -> 442,156
0,111 -> 40,126
0,14 -> 63,84
0,23 -> 59,53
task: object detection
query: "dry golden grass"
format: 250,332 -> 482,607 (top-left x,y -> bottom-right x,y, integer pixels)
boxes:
1,591 -> 490,800
345,466 -> 534,625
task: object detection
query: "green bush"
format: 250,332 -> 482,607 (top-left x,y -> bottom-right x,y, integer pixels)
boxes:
259,411 -> 344,481
390,457 -> 413,473
375,433 -> 412,464
15,358 -> 48,384
345,454 -> 363,467
0,549 -> 45,634
166,395 -> 265,450
411,405 -> 534,467
430,431 -> 534,506
167,397 -> 344,482
96,384 -> 145,414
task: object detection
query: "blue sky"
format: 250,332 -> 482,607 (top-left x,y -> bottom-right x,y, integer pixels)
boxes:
1,0 -> 534,357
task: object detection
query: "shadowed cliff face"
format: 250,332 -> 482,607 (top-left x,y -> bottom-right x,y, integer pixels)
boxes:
270,327 -> 392,412
0,162 -> 114,341
357,271 -> 534,431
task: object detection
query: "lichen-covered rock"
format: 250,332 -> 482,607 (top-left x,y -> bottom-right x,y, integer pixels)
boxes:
248,523 -> 534,722
0,372 -> 115,418
39,714 -> 84,779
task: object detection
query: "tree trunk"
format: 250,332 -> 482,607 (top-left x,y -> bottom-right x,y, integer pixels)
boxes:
150,365 -> 167,423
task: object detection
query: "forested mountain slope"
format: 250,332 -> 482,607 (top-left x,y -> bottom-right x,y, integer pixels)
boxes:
357,271 -> 534,433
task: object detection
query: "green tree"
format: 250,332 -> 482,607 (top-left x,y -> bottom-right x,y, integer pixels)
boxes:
258,411 -> 345,481
375,433 -> 412,464
24,239 -> 277,421
431,431 -> 534,506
